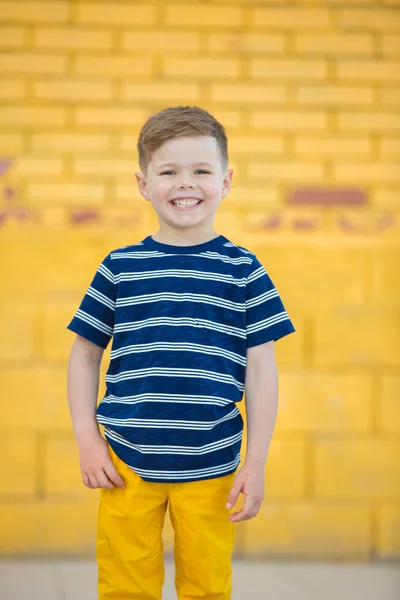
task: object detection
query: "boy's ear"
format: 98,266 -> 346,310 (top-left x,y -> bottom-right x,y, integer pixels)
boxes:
135,172 -> 151,202
221,168 -> 233,200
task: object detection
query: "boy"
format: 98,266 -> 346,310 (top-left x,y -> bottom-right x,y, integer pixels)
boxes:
67,105 -> 295,600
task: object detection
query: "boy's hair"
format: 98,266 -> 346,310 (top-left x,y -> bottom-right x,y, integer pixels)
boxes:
137,106 -> 228,173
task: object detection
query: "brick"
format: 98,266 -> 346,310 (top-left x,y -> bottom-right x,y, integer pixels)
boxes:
371,249 -> 400,305
254,245 -> 367,309
240,504 -> 370,559
34,79 -> 112,102
295,33 -> 374,56
0,436 -> 36,496
380,376 -> 400,433
0,106 -> 66,127
33,27 -> 112,51
296,85 -> 373,106
26,182 -> 106,206
0,79 -> 26,100
0,26 -> 27,48
208,33 -> 285,55
74,158 -> 135,176
381,35 -> 400,57
0,305 -> 36,360
165,5 -> 243,27
122,83 -> 199,103
314,306 -> 400,367
380,138 -> 400,156
315,440 -> 400,499
122,30 -> 199,53
295,136 -> 371,157
337,60 -> 400,82
77,2 -> 155,25
14,156 -> 64,177
1,367 -> 100,430
0,502 -> 97,555
0,52 -> 66,75
230,136 -> 284,156
251,8 -> 332,29
277,373 -> 372,432
249,162 -> 324,183
163,57 -> 240,79
0,132 -> 24,152
0,2 -> 69,23
380,87 -> 400,106
339,9 -> 400,31
337,112 -> 400,132
75,56 -> 152,77
75,107 -> 145,128
377,506 -> 400,558
334,163 -> 400,184
40,303 -> 85,361
211,84 -> 286,104
31,133 -> 109,153
371,188 -> 400,208
251,59 -> 327,80
251,110 -> 327,131
45,436 -> 84,495
264,440 -> 306,497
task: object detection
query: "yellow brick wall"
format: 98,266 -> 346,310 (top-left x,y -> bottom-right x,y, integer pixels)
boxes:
0,0 -> 399,559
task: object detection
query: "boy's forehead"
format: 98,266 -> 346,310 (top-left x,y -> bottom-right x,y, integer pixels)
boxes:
150,136 -> 220,167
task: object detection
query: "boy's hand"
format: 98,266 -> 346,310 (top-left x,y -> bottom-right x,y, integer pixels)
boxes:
226,462 -> 264,522
78,434 -> 125,490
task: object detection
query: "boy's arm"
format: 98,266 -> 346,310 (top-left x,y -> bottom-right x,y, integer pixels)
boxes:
226,340 -> 277,522
67,334 -> 125,489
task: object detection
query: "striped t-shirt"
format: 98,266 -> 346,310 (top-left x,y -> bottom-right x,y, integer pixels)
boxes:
67,234 -> 295,483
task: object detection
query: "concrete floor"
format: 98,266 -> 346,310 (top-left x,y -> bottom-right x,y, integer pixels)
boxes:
0,559 -> 399,600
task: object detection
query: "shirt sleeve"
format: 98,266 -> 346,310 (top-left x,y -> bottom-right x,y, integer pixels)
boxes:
66,253 -> 116,349
246,256 -> 295,348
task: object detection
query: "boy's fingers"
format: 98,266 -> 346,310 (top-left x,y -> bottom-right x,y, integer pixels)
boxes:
88,474 -> 100,489
226,479 -> 243,509
82,473 -> 91,488
104,463 -> 125,488
96,469 -> 115,489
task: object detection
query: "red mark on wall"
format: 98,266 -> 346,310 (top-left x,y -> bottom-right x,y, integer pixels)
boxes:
289,187 -> 367,207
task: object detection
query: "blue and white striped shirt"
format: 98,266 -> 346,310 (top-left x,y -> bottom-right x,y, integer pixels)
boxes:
67,234 -> 295,482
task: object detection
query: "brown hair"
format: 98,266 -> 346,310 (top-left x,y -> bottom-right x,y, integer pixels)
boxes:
137,106 -> 228,173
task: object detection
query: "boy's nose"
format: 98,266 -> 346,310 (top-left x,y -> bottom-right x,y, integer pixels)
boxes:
176,178 -> 195,189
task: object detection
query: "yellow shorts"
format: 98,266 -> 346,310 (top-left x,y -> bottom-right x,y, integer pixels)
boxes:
97,446 -> 236,600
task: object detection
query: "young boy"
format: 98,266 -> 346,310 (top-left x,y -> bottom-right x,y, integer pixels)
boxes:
67,105 -> 295,600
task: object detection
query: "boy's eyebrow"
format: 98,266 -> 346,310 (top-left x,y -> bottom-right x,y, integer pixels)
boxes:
157,161 -> 214,168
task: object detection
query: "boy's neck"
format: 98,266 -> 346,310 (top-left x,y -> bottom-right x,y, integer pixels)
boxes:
151,227 -> 220,247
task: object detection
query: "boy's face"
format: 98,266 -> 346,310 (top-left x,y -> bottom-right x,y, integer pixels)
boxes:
135,136 -> 233,238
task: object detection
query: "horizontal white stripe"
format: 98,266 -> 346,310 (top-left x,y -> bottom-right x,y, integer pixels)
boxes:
247,266 -> 267,284
112,455 -> 241,481
97,263 -> 114,284
223,242 -> 253,256
110,341 -> 246,366
86,287 -> 115,311
247,312 -> 290,335
113,316 -> 246,339
104,427 -> 243,455
245,288 -> 278,309
75,309 -> 112,336
98,406 -> 240,430
111,250 -> 251,265
106,367 -> 244,392
116,291 -> 245,313
101,393 -> 232,407
115,269 -> 247,287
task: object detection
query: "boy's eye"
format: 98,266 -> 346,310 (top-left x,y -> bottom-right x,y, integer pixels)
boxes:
196,170 -> 210,174
160,170 -> 175,176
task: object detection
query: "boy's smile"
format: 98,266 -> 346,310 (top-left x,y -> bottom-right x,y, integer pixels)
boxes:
136,136 -> 233,244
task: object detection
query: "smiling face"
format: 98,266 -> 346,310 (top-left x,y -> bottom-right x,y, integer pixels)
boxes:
135,136 -> 233,244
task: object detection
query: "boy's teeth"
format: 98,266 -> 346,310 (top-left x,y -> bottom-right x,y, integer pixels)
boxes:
172,200 -> 200,207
